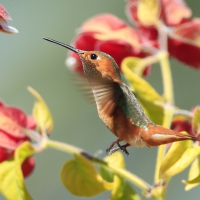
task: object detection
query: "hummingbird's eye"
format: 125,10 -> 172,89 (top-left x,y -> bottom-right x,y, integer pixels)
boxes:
90,54 -> 98,60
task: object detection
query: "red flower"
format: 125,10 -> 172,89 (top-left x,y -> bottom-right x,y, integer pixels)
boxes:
170,107 -> 200,138
171,119 -> 193,136
0,4 -> 18,34
66,14 -> 151,76
168,19 -> 200,69
0,101 -> 36,177
126,0 -> 191,27
126,0 -> 200,69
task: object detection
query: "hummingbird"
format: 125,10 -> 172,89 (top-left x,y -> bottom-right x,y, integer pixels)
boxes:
43,37 -> 200,155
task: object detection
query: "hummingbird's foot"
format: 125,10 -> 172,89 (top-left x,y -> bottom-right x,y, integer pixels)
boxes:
107,146 -> 121,154
117,143 -> 130,155
106,139 -> 122,155
107,143 -> 130,155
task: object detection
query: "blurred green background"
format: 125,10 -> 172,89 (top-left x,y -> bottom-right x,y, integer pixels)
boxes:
0,0 -> 200,199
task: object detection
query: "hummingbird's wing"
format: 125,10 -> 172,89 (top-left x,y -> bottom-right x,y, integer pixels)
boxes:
70,73 -> 96,105
89,79 -> 153,129
119,83 -> 153,128
90,79 -> 124,117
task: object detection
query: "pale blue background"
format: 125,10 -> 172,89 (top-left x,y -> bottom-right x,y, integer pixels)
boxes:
0,1 -> 200,200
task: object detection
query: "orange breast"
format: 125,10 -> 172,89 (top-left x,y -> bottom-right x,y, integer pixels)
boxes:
102,105 -> 146,146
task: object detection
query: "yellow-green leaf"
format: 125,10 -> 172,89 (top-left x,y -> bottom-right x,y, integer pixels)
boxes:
110,175 -> 140,200
137,0 -> 161,26
104,151 -> 125,168
100,152 -> 140,199
183,156 -> 200,190
60,154 -> 113,197
28,86 -> 53,135
0,142 -> 35,200
160,140 -> 200,178
100,152 -> 125,182
192,107 -> 200,135
121,57 -> 164,125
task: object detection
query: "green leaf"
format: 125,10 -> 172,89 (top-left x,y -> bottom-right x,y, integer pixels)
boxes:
100,152 -> 125,182
0,142 -> 35,200
60,154 -> 113,197
192,107 -> 200,135
110,175 -> 140,200
121,57 -> 164,125
28,86 -> 53,135
183,156 -> 200,190
160,140 -> 200,178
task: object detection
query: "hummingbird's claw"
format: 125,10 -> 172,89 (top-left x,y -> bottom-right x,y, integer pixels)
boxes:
117,143 -> 130,155
107,146 -> 121,155
106,139 -> 122,155
106,142 -> 130,155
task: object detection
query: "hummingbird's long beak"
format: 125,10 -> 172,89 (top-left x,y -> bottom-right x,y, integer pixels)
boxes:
42,37 -> 83,54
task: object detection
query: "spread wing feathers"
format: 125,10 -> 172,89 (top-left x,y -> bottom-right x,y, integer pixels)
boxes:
119,83 -> 153,128
69,73 -> 96,105
72,73 -> 153,128
91,81 -> 123,116
91,81 -> 153,129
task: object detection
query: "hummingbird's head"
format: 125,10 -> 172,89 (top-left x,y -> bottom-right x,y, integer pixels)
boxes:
43,37 -> 121,83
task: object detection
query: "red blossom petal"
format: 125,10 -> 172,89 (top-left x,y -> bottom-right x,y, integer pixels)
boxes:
0,130 -> 30,149
168,38 -> 200,69
0,131 -> 19,149
168,19 -> 200,69
172,19 -> 200,40
126,0 -> 140,26
95,27 -> 142,52
75,33 -> 97,50
0,113 -> 25,138
80,14 -> 128,34
162,0 -> 192,26
0,5 -> 18,34
0,107 -> 27,127
142,65 -> 152,76
67,13 -> 151,76
26,116 -> 36,130
171,119 -> 193,136
0,147 -> 35,178
0,147 -> 13,162
138,26 -> 159,48
0,106 -> 28,138
0,5 -> 11,20
126,0 -> 191,27
21,156 -> 35,178
0,101 -> 4,107
97,40 -> 149,67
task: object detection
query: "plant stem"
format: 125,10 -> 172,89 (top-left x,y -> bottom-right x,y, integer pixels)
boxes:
96,159 -> 152,191
154,51 -> 174,197
45,139 -> 85,154
154,144 -> 165,183
158,52 -> 174,104
45,139 -> 152,192
154,106 -> 174,183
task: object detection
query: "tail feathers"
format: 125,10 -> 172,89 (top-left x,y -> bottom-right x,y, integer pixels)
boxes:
142,125 -> 200,147
161,131 -> 199,141
185,134 -> 200,142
